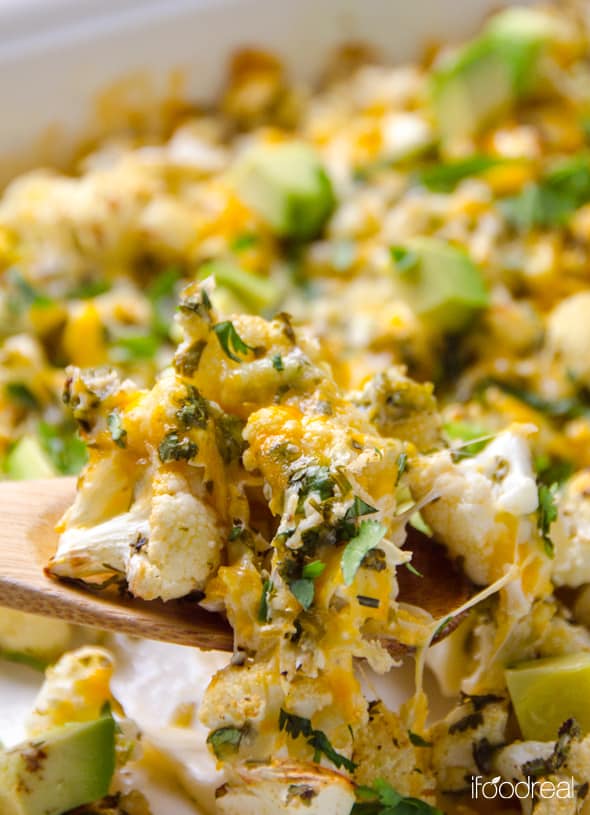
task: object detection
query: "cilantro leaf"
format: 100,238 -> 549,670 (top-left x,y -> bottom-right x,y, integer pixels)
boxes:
537,482 -> 558,558
408,730 -> 432,748
352,778 -> 442,814
395,451 -> 408,486
258,578 -> 273,623
502,153 -> 590,230
416,154 -> 511,192
344,495 -> 379,520
290,578 -> 315,610
302,560 -> 326,579
5,382 -> 40,411
213,320 -> 254,363
341,520 -> 387,586
158,431 -> 198,463
106,409 -> 127,449
279,709 -> 356,772
207,726 -> 244,759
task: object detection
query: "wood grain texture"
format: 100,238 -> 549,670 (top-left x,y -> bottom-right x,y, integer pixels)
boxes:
0,477 -> 233,651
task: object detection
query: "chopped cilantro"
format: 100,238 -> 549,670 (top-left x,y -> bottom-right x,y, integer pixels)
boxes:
207,726 -> 244,759
417,154 -> 511,192
344,495 -> 379,520
67,279 -> 111,299
289,578 -> 315,610
302,560 -> 326,579
404,561 -> 423,578
395,452 -> 408,485
433,615 -> 453,641
357,595 -> 380,608
272,353 -> 284,372
213,320 -> 253,363
502,153 -> 590,230
175,339 -> 207,376
230,232 -> 259,252
534,454 -> 574,487
213,412 -> 246,465
5,382 -> 40,411
353,778 -> 442,814
158,431 -> 198,463
279,709 -> 356,772
537,482 -> 558,558
408,731 -> 432,748
176,385 -> 209,429
106,409 -> 127,449
258,578 -> 273,623
341,520 -> 387,586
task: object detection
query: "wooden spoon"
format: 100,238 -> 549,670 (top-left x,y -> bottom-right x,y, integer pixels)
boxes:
0,479 -> 469,655
0,477 -> 233,651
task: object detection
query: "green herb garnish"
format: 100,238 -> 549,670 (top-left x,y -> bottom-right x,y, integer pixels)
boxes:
537,482 -> 558,558
106,409 -> 127,449
279,709 -> 356,772
207,726 -> 244,759
341,520 -> 387,586
258,578 -> 273,623
353,778 -> 443,814
158,431 -> 198,463
302,560 -> 326,579
213,320 -> 254,363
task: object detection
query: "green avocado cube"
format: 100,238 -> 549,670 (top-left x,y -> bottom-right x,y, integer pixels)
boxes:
392,237 -> 488,331
506,652 -> 590,741
233,142 -> 335,240
0,715 -> 116,815
431,7 -> 555,138
198,259 -> 279,314
4,435 -> 56,480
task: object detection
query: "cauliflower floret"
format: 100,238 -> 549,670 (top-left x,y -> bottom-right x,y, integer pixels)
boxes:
200,656 -> 284,764
552,471 -> 590,588
410,428 -> 539,585
127,471 -> 224,600
352,700 -> 434,801
215,760 -> 355,815
351,366 -> 441,452
52,469 -> 224,601
430,694 -> 509,793
0,609 -> 72,666
28,646 -> 114,736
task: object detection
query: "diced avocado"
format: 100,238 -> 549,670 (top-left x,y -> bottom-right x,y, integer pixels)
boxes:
506,652 -> 590,741
431,8 -> 555,138
0,715 -> 115,815
233,142 -> 335,240
392,237 -> 488,332
4,435 -> 56,480
198,259 -> 279,313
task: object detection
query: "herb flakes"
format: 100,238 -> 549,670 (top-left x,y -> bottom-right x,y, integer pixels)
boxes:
341,520 -> 387,586
213,320 -> 254,363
